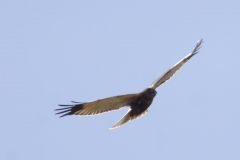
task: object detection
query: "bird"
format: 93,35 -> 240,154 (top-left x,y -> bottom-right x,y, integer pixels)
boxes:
55,38 -> 203,129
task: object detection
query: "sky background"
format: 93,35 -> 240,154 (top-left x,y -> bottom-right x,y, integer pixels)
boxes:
1,1 -> 240,160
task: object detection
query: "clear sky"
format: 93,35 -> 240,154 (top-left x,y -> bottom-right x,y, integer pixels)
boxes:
1,1 -> 240,160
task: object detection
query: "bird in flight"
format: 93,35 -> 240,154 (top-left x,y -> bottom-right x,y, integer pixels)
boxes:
55,38 -> 203,129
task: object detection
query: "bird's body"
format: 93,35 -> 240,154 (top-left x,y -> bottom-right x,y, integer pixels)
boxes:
130,88 -> 156,116
55,39 -> 203,129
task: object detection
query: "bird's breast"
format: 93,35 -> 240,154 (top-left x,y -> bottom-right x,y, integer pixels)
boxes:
130,95 -> 154,116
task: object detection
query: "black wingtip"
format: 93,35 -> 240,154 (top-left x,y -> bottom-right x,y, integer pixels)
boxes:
55,103 -> 84,118
58,104 -> 73,106
55,104 -> 74,117
55,106 -> 73,111
71,101 -> 82,103
55,109 -> 72,118
192,38 -> 204,56
58,112 -> 70,118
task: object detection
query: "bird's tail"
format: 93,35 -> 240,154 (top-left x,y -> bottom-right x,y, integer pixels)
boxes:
109,109 -> 148,130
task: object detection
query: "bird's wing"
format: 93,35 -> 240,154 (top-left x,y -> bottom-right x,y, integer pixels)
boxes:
109,109 -> 148,130
149,38 -> 203,89
55,94 -> 138,117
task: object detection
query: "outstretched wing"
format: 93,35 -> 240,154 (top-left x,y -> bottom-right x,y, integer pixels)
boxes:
55,94 -> 138,117
109,109 -> 148,130
149,38 -> 203,89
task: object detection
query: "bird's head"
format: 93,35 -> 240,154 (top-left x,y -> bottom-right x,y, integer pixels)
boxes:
141,88 -> 157,97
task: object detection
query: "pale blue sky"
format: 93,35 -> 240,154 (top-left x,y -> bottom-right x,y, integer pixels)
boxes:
1,1 -> 240,160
